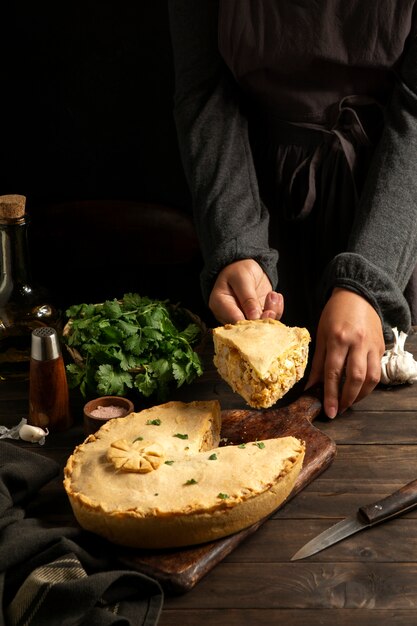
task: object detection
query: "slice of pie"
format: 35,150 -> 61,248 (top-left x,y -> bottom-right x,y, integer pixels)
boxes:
63,400 -> 305,548
213,319 -> 310,408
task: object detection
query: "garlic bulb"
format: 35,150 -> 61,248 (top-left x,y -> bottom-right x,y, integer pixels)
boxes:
19,423 -> 49,444
380,327 -> 417,385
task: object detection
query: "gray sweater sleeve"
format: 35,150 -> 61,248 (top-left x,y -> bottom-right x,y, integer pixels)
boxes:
169,1 -> 417,338
168,0 -> 278,303
321,37 -> 417,338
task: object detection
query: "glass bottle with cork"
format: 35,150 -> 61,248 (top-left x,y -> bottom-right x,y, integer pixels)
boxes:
0,194 -> 60,378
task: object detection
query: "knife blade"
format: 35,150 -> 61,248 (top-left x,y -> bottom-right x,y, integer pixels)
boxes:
291,477 -> 417,561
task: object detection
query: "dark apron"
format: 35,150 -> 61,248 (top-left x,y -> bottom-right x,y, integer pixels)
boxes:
218,0 -> 417,329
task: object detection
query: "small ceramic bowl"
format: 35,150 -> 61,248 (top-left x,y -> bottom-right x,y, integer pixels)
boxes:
83,395 -> 135,435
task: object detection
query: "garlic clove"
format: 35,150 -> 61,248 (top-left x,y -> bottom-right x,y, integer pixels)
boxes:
19,423 -> 49,443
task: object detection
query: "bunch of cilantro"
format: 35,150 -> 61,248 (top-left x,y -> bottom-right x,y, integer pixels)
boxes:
63,293 -> 204,400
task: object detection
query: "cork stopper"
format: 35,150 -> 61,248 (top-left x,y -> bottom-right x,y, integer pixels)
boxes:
0,194 -> 26,222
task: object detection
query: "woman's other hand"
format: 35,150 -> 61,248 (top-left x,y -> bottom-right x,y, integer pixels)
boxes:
209,259 -> 284,324
306,288 -> 385,418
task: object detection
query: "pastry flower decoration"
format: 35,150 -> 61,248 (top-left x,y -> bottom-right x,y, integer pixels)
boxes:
380,327 -> 417,386
107,439 -> 164,473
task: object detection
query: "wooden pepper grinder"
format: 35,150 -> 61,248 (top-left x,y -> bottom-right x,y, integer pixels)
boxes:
28,327 -> 72,432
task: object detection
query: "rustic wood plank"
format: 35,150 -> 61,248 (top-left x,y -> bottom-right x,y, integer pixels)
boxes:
308,444 -> 417,481
351,382 -> 417,411
161,562 -> 417,609
223,518 -> 417,563
158,609 -> 417,626
275,477 -> 417,519
318,411 -> 417,444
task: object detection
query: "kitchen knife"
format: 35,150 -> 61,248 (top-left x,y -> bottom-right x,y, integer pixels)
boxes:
291,477 -> 417,561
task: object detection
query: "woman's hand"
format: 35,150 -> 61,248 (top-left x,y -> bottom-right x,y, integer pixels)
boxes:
209,259 -> 284,324
306,288 -> 385,418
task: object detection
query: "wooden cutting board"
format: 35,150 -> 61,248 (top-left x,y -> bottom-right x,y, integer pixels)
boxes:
117,387 -> 336,593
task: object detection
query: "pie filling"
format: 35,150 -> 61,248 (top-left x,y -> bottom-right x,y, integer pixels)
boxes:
214,342 -> 309,408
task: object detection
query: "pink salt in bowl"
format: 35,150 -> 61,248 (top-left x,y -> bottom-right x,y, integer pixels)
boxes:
83,395 -> 135,435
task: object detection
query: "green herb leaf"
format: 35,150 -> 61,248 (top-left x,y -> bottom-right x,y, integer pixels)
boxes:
132,436 -> 144,442
173,433 -> 188,440
253,441 -> 266,449
208,453 -> 217,460
217,493 -> 230,499
185,478 -> 198,485
164,460 -> 174,465
237,443 -> 246,449
96,364 -> 133,396
146,419 -> 161,426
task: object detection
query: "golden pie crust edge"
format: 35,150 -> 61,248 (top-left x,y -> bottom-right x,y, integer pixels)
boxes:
64,442 -> 304,549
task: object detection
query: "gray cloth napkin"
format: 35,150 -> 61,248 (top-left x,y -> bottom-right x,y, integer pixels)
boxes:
0,441 -> 163,626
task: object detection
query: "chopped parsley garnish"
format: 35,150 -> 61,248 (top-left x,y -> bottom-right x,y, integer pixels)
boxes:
146,419 -> 161,426
237,443 -> 246,449
253,441 -> 266,449
132,436 -> 144,442
164,460 -> 174,465
173,433 -> 188,440
217,493 -> 230,499
185,478 -> 198,485
208,453 -> 217,460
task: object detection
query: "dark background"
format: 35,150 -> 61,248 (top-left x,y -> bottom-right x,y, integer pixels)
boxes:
1,1 -> 208,320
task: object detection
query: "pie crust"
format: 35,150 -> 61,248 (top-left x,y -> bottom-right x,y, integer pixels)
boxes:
64,400 -> 305,548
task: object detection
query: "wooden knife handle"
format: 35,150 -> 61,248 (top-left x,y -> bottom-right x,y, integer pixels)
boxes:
359,478 -> 417,524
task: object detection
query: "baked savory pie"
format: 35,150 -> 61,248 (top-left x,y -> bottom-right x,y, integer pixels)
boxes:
213,319 -> 310,408
64,400 -> 305,548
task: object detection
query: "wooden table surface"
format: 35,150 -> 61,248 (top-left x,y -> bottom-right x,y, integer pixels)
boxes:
2,329 -> 417,625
